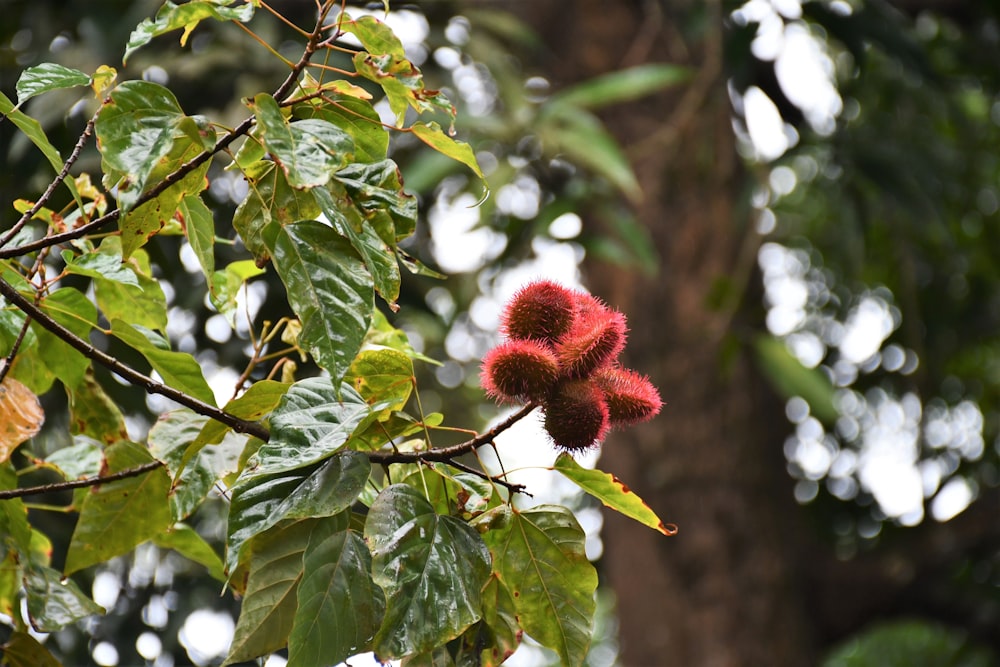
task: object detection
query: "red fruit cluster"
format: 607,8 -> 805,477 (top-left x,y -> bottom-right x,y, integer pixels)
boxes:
481,280 -> 662,452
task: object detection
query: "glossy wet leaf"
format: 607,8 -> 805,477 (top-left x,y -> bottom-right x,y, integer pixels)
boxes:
96,80 -> 185,209
314,184 -> 401,307
346,348 -> 413,411
410,122 -> 485,183
452,574 -> 521,667
293,94 -> 388,163
62,248 -> 140,287
16,63 -> 91,104
0,463 -> 31,554
148,409 -> 215,520
227,450 -> 369,574
353,53 -> 455,126
480,505 -> 597,667
365,484 -> 492,659
224,520 -> 315,665
553,453 -> 674,535
288,523 -> 384,666
208,259 -> 266,326
252,93 -> 355,189
263,220 -> 373,384
0,377 -> 43,463
233,159 -> 321,259
125,0 -> 256,63
24,565 -> 104,631
64,441 -> 172,574
339,13 -> 406,59
183,380 -> 289,470
153,523 -> 225,582
334,160 -> 417,243
110,319 -> 216,406
117,135 -> 211,257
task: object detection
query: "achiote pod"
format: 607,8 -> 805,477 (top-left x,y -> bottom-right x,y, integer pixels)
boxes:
481,339 -> 561,403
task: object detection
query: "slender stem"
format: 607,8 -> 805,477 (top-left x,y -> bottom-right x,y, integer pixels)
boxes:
0,276 -> 271,441
0,461 -> 164,500
368,403 -> 537,464
444,458 -> 529,497
0,109 -> 100,249
0,312 -> 32,385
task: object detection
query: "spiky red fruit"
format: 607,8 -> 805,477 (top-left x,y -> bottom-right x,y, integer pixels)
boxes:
542,379 -> 610,451
594,366 -> 663,426
555,308 -> 627,378
481,339 -> 561,402
501,281 -> 577,345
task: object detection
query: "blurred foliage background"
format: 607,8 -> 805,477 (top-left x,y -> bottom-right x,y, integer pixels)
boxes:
3,0 -> 1000,665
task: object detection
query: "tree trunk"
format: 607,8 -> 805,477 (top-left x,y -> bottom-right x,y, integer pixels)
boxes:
518,2 -> 818,664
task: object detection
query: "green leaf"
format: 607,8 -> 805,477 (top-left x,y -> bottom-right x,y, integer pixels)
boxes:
0,631 -> 63,667
293,95 -> 389,164
224,519 -> 316,665
553,453 -> 674,535
153,523 -> 225,582
34,287 -> 98,390
67,371 -> 129,445
262,219 -> 373,384
246,379 -> 383,478
110,319 -> 217,406
365,484 -> 492,660
288,523 -> 385,667
179,193 -> 216,283
334,160 -> 417,243
148,409 -> 217,520
44,437 -> 103,481
402,468 -> 497,518
24,565 -> 104,631
754,335 -> 838,423
353,53 -> 455,126
16,63 -> 91,104
0,463 -> 31,556
94,265 -> 168,331
252,93 -> 355,189
549,63 -> 691,109
233,160 -> 321,259
117,134 -> 211,257
227,450 -> 370,574
313,184 -> 401,307
480,505 -> 597,667
209,259 -> 266,326
125,0 -> 256,63
411,122 -> 485,184
64,441 -> 172,574
452,574 -> 521,667
96,80 -> 185,210
62,249 -> 140,287
0,91 -> 83,210
339,13 -> 406,58
345,348 -> 413,412
183,380 -> 289,470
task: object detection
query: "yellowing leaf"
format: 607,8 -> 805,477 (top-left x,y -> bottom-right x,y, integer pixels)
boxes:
553,453 -> 676,536
0,378 -> 44,463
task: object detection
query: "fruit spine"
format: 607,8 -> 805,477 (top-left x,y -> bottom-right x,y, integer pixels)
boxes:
482,280 -> 662,451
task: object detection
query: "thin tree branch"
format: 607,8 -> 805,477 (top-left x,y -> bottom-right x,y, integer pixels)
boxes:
0,277 -> 271,441
368,403 -> 537,464
442,458 -> 530,497
0,461 -> 164,500
0,108 -> 101,250
0,312 -> 31,385
0,4 -> 332,261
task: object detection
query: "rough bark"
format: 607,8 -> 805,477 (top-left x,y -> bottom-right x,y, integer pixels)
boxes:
518,2 -> 818,665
